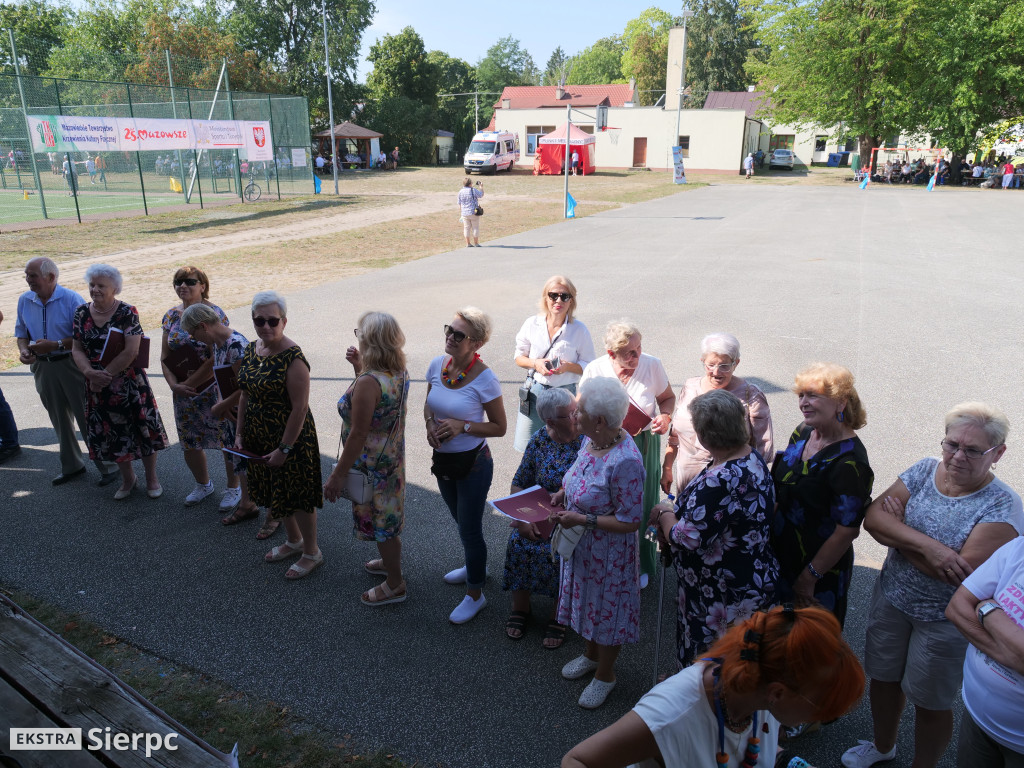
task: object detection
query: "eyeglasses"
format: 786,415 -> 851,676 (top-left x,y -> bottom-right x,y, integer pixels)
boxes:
174,278 -> 199,287
252,316 -> 281,328
444,324 -> 471,343
704,361 -> 737,373
547,292 -> 573,302
940,439 -> 1000,461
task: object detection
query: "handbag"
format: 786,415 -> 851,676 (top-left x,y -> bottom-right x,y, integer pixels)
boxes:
551,523 -> 585,560
335,372 -> 407,505
430,445 -> 481,481
473,204 -> 484,216
519,337 -> 557,417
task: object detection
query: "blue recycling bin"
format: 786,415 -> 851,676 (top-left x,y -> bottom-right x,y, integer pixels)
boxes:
827,153 -> 842,167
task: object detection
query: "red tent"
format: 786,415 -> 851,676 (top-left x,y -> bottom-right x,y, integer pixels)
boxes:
535,122 -> 597,175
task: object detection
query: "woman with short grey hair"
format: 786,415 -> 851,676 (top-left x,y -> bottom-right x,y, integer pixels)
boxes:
549,376 -> 645,709
502,387 -> 582,648
72,263 -> 168,499
649,388 -> 779,669
663,331 -> 773,496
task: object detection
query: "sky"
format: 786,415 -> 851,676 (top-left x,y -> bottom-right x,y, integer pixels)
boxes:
355,0 -> 680,82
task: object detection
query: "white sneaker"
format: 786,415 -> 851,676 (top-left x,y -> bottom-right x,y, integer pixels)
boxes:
219,486 -> 242,511
842,741 -> 896,768
561,655 -> 600,680
449,594 -> 487,624
640,573 -> 650,589
443,565 -> 488,584
578,678 -> 616,709
184,482 -> 214,506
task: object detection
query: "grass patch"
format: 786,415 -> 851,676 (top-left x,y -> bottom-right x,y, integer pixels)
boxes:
2,586 -> 407,768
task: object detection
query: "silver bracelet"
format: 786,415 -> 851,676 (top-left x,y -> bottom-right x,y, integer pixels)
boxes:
807,562 -> 824,580
585,513 -> 598,530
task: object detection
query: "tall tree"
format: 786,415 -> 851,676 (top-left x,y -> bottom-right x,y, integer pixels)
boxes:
475,36 -> 538,124
742,0 -> 917,161
0,0 -> 71,75
227,0 -> 374,127
684,0 -> 760,107
45,0 -> 151,83
429,49 -> 476,147
567,36 -> 625,85
543,45 -> 568,85
366,26 -> 438,107
621,7 -> 674,105
361,94 -> 435,164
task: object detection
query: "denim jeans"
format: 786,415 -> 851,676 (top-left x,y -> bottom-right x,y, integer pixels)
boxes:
0,386 -> 18,448
436,443 -> 493,589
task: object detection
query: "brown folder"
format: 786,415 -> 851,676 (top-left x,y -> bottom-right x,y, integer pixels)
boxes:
213,364 -> 239,400
163,343 -> 213,391
99,327 -> 150,370
622,400 -> 653,437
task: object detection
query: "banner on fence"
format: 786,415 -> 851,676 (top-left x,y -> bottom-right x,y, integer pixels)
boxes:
27,115 -> 273,159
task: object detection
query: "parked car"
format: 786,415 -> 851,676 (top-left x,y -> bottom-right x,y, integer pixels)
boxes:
769,149 -> 795,170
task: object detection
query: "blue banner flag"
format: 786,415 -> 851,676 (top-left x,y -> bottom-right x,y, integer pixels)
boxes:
859,174 -> 869,190
566,192 -> 577,218
313,173 -> 321,194
927,173 -> 936,191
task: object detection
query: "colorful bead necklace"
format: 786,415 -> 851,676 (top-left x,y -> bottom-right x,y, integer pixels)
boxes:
442,353 -> 479,387
709,662 -> 762,768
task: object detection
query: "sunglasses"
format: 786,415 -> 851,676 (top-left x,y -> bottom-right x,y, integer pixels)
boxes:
444,324 -> 471,343
547,292 -> 573,302
253,316 -> 281,328
174,278 -> 199,287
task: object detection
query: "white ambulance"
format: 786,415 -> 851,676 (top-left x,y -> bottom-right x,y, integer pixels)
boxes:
464,130 -> 520,174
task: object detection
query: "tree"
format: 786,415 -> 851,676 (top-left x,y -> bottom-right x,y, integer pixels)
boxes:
543,45 -> 568,85
366,26 -> 438,107
475,36 -> 538,124
429,49 -> 476,147
227,0 -> 374,127
361,94 -> 435,164
45,0 -> 150,83
0,0 -> 71,75
567,36 -> 625,85
684,0 -> 760,107
742,0 -> 918,162
621,7 -> 674,105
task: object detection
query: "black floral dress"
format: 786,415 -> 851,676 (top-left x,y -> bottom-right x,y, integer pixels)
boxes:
237,343 -> 322,516
502,428 -> 583,596
73,302 -> 168,463
770,424 -> 873,626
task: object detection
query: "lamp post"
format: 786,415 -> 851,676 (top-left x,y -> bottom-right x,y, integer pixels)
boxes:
674,7 -> 695,149
322,0 -> 338,194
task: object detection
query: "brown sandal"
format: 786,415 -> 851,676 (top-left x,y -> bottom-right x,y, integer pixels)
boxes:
255,518 -> 280,540
222,504 -> 259,526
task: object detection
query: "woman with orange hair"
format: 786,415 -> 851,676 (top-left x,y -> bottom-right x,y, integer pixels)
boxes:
561,605 -> 865,768
770,363 -> 873,628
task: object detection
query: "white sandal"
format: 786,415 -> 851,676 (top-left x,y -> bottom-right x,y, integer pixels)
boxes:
286,550 -> 324,580
578,678 -> 616,709
265,539 -> 303,562
361,580 -> 407,606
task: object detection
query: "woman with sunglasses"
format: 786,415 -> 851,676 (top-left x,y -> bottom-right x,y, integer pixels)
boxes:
579,320 -> 675,590
425,307 -> 506,623
562,605 -> 865,768
160,266 -> 242,513
662,332 -> 774,496
512,275 -> 594,452
235,290 -> 324,578
841,402 -> 1023,768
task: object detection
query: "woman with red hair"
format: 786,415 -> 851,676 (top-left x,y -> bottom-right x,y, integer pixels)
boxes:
561,605 -> 865,768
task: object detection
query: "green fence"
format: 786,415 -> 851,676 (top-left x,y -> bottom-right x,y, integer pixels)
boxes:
0,72 -> 313,226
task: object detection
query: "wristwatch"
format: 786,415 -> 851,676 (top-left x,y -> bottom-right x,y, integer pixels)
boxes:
463,422 -> 472,433
57,339 -> 65,352
977,601 -> 1001,625
278,443 -> 293,455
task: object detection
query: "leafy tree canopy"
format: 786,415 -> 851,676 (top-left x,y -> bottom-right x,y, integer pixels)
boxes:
684,0 -> 759,107
0,0 -> 71,74
567,36 -> 625,85
366,26 -> 438,107
543,46 -> 568,86
621,7 -> 675,105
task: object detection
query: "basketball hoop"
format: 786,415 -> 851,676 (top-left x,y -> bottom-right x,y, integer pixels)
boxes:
602,126 -> 622,146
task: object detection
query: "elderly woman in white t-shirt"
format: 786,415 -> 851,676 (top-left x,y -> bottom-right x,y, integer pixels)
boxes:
424,307 -> 506,625
579,320 -> 674,588
512,275 -> 594,452
662,332 -> 773,496
842,402 -> 1024,768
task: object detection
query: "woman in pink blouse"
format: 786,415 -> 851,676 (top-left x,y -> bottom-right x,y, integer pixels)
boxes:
550,376 -> 645,710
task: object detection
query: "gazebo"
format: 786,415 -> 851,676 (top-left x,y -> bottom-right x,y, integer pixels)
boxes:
312,121 -> 383,169
535,122 -> 597,175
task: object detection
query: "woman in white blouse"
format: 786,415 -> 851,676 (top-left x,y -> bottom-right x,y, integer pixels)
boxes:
512,275 -> 594,452
424,307 -> 507,624
580,320 -> 674,588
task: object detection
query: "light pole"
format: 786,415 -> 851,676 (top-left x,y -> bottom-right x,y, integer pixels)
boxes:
322,0 -> 338,194
674,7 -> 695,149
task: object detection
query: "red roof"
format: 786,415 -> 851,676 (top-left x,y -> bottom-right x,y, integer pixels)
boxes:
493,84 -> 636,110
702,91 -> 767,118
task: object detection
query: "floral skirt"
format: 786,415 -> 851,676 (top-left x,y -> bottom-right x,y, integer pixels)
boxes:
502,528 -> 560,597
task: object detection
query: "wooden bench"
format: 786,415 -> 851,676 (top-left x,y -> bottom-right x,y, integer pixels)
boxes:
0,595 -> 236,768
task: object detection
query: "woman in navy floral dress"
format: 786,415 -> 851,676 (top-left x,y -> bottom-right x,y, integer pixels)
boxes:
771,363 -> 873,627
71,264 -> 168,499
650,389 -> 779,669
502,388 -> 582,648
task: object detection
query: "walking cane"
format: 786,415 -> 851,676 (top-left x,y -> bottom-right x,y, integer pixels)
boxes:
648,495 -> 674,689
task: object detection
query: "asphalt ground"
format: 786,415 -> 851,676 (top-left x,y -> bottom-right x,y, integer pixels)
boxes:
2,181 -> 1021,767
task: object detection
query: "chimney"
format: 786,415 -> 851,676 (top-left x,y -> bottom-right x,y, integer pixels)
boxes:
555,86 -> 565,100
747,85 -> 756,92
502,99 -> 511,109
665,27 -> 685,111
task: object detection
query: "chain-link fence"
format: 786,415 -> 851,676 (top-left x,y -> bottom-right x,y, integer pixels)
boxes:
0,70 -> 313,226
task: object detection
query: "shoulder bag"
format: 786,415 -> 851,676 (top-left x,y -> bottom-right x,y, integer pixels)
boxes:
518,336 -> 558,417
335,372 -> 406,505
551,522 -> 585,560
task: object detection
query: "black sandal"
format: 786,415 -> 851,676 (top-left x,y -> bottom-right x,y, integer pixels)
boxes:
505,610 -> 530,640
542,619 -> 566,650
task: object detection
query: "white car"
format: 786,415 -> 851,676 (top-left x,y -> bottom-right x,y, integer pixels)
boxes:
769,149 -> 795,169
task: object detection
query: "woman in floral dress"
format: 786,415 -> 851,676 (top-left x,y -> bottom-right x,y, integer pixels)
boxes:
160,266 -> 241,512
503,387 -> 583,649
324,311 -> 409,606
550,376 -> 645,710
71,264 -> 168,499
650,389 -> 779,670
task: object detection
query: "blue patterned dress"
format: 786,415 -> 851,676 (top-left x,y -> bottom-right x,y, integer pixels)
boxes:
670,451 -> 779,668
770,424 -> 873,626
502,428 -> 584,596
